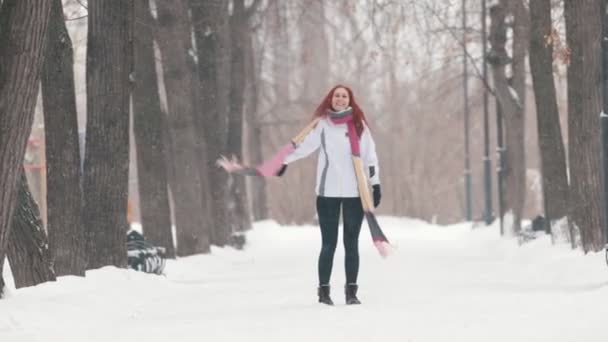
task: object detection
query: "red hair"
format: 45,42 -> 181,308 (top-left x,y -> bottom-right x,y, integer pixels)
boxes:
313,85 -> 368,137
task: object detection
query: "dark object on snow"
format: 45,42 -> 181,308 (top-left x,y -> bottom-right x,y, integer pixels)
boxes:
345,284 -> 361,305
229,232 -> 246,250
318,285 -> 333,305
518,215 -> 548,245
531,215 -> 547,232
127,230 -> 166,275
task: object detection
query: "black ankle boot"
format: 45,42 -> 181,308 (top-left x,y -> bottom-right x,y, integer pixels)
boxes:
345,284 -> 361,305
318,285 -> 334,305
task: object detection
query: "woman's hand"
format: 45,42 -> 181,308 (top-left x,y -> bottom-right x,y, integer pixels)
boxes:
276,164 -> 288,177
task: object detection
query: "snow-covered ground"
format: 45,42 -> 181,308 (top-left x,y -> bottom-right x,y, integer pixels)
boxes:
1,217 -> 608,342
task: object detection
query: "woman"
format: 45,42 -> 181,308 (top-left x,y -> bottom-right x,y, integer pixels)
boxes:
279,85 -> 381,305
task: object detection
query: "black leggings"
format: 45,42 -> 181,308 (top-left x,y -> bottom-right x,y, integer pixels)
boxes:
316,196 -> 364,286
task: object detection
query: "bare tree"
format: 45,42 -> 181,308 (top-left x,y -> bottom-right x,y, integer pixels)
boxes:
298,0 -> 329,101
246,21 -> 268,220
83,1 -> 133,268
528,0 -> 570,241
246,1 -> 288,221
7,172 -> 56,288
226,0 -> 261,238
191,0 -> 232,246
488,0 -> 528,234
0,0 -> 51,297
41,0 -> 86,276
508,0 -> 529,234
246,0 -> 559,227
264,0 -> 330,224
156,0 -> 211,255
133,0 -> 175,258
565,0 -> 605,252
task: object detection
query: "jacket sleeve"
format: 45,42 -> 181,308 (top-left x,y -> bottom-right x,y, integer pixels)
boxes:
361,124 -> 380,185
283,120 -> 323,164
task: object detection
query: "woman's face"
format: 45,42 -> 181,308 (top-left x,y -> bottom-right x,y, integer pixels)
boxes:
331,87 -> 350,112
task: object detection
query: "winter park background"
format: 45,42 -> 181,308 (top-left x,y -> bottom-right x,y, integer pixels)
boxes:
2,0 -> 608,341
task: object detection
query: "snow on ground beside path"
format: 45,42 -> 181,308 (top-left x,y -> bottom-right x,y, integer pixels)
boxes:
1,217 -> 608,342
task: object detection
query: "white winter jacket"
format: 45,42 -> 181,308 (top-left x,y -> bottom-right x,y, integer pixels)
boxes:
283,116 -> 380,197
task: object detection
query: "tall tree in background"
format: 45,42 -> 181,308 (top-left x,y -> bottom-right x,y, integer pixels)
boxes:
191,0 -> 232,246
227,0 -> 261,236
528,0 -> 570,241
507,0 -> 529,234
156,0 -> 211,255
565,0 -> 605,252
247,0 -> 286,221
268,0 -> 330,224
133,0 -> 174,258
0,0 -> 51,297
488,0 -> 528,234
7,172 -> 56,288
299,0 -> 329,101
41,0 -> 86,276
83,1 -> 132,268
265,0 -> 294,221
247,17 -> 267,221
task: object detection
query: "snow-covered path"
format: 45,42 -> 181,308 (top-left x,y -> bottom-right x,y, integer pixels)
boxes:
2,218 -> 608,342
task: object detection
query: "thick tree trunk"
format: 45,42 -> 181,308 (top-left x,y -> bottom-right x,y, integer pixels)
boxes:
191,0 -> 232,246
41,0 -> 86,276
133,0 -> 175,258
156,0 -> 211,256
7,172 -> 56,288
528,0 -> 570,238
227,0 -> 253,236
488,1 -> 526,235
505,0 -> 528,234
0,0 -> 51,297
83,1 -> 132,269
565,0 -> 605,252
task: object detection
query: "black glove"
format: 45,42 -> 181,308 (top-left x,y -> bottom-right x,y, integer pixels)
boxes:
372,184 -> 381,208
276,164 -> 288,177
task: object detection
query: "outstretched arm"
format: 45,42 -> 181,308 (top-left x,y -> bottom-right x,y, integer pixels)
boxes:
217,119 -> 323,177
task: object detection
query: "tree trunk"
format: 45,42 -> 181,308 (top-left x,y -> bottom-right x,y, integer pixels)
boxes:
83,1 -> 132,269
565,0 -> 605,252
156,0 -> 211,256
227,0 -> 253,236
299,0 -> 329,100
0,0 -> 51,297
488,1 -> 526,235
270,0 -> 291,110
191,0 -> 232,246
246,24 -> 267,221
7,172 -> 56,288
0,252 -> 5,297
41,0 -> 86,276
528,0 -> 570,239
133,0 -> 175,258
267,1 -> 315,224
506,0 -> 528,234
